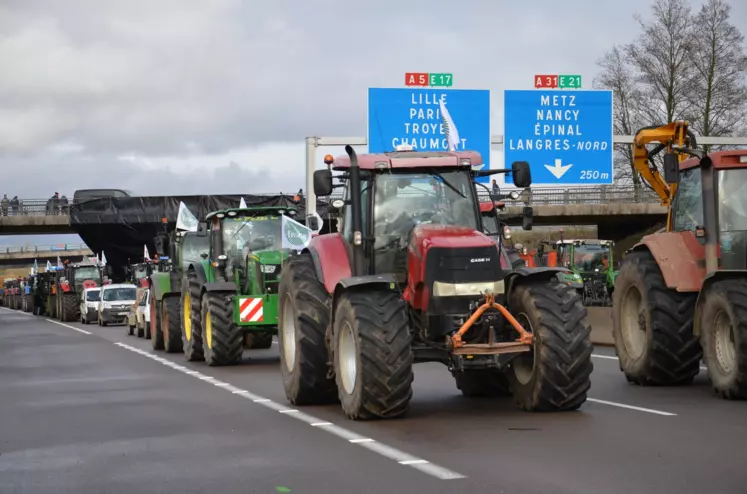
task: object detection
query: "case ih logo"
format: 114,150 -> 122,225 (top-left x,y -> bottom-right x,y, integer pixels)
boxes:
470,258 -> 490,263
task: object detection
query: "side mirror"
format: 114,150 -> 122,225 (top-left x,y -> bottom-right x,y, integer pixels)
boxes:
511,161 -> 532,188
154,236 -> 167,256
522,206 -> 533,231
306,215 -> 320,232
314,169 -> 333,196
663,153 -> 680,183
196,221 -> 208,237
200,253 -> 208,260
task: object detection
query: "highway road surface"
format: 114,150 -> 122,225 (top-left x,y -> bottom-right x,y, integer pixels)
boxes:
2,306 -> 746,494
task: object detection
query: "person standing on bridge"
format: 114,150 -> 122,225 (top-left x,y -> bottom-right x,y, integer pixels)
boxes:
60,195 -> 69,214
10,196 -> 19,215
1,194 -> 8,216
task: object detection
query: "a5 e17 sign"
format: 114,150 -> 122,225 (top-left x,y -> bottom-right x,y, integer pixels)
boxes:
503,89 -> 613,185
368,87 -> 491,172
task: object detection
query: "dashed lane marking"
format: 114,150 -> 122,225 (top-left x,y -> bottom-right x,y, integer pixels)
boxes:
0,307 -> 33,316
593,353 -> 707,371
113,341 -> 466,481
587,398 -> 677,416
46,319 -> 92,335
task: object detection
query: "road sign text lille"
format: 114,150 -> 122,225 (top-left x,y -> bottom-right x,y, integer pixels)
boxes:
503,89 -> 613,185
405,73 -> 453,87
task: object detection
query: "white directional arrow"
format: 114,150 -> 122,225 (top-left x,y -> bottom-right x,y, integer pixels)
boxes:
544,158 -> 573,179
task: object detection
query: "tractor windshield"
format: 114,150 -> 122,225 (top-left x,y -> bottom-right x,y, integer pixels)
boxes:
718,168 -> 747,269
75,266 -> 101,283
222,216 -> 283,254
572,244 -> 610,273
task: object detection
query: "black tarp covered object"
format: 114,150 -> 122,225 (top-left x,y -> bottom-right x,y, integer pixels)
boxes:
69,194 -> 334,280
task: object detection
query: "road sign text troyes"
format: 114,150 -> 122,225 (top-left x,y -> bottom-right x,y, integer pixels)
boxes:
367,87 -> 490,179
405,72 -> 453,87
503,89 -> 613,185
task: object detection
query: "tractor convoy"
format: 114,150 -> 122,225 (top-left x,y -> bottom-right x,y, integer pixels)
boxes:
3,122 -> 745,419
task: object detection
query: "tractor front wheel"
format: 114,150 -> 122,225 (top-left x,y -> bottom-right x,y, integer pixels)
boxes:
700,279 -> 747,400
180,274 -> 204,361
162,296 -> 182,353
507,279 -> 593,411
277,254 -> 338,405
61,293 -> 79,322
612,251 -> 701,386
150,297 -> 164,350
333,289 -> 414,420
200,292 -> 243,366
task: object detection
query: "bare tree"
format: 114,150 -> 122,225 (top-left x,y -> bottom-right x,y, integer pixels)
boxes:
593,46 -> 648,186
687,0 -> 747,152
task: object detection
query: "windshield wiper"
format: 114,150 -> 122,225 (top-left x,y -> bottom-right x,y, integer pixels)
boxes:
432,172 -> 467,199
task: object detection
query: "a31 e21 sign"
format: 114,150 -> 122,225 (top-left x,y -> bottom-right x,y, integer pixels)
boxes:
535,74 -> 582,89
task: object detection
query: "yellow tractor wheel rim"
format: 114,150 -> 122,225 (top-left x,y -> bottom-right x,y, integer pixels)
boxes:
205,311 -> 213,349
184,293 -> 192,340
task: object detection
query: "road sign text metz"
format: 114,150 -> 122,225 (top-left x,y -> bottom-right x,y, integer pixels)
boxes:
503,89 -> 613,185
368,87 -> 490,171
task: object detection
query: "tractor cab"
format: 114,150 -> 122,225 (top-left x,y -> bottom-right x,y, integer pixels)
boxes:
197,206 -> 299,293
64,262 -> 102,293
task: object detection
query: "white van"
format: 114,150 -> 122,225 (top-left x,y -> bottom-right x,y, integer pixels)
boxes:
98,283 -> 138,326
80,287 -> 101,325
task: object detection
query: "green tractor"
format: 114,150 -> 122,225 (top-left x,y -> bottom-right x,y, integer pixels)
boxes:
148,229 -> 210,352
540,239 -> 617,306
180,205 -> 302,366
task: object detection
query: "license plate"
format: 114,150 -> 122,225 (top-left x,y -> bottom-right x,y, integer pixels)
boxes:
118,312 -> 128,316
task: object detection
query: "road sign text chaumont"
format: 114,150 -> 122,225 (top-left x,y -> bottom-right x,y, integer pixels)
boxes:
503,89 -> 613,185
367,87 -> 491,173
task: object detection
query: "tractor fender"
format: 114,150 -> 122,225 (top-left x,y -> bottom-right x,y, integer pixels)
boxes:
629,231 -> 704,292
693,270 -> 747,337
149,272 -> 172,303
504,267 -> 573,299
332,274 -> 399,314
305,233 -> 352,294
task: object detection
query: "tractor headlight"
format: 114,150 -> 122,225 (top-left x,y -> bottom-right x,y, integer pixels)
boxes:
509,190 -> 520,200
432,280 -> 505,297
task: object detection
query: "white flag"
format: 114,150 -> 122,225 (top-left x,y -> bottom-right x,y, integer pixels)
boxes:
46,260 -> 52,271
439,99 -> 461,151
176,201 -> 198,232
144,244 -> 150,260
101,251 -> 108,266
56,256 -> 62,268
239,197 -> 248,208
281,215 -> 313,250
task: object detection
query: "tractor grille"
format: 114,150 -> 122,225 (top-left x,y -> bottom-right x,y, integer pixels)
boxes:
262,263 -> 282,292
424,246 -> 503,286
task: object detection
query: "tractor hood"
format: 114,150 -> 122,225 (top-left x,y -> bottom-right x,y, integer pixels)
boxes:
410,224 -> 498,251
253,250 -> 284,265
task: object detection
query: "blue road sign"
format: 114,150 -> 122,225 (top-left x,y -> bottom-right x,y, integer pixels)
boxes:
503,89 -> 613,185
368,88 -> 491,178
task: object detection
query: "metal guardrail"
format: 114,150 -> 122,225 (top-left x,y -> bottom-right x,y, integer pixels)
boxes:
2,186 -> 662,217
0,244 -> 89,254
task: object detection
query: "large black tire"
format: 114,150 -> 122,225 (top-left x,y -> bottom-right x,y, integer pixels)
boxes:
162,296 -> 182,353
277,254 -> 338,405
332,290 -> 414,420
150,296 -> 164,350
506,279 -> 594,411
699,279 -> 747,400
452,369 -> 511,397
200,292 -> 243,366
245,332 -> 273,349
23,294 -> 33,313
180,274 -> 204,361
612,250 -> 701,385
61,293 -> 79,322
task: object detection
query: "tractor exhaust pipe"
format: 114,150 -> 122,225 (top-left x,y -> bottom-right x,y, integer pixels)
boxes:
345,144 -> 365,277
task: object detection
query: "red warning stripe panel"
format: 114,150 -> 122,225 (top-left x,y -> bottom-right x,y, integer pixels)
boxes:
239,297 -> 264,322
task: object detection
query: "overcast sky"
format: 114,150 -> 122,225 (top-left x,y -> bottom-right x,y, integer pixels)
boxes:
1,0 -> 745,247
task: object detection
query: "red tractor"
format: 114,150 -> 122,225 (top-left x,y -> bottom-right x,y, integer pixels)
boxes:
277,146 -> 594,420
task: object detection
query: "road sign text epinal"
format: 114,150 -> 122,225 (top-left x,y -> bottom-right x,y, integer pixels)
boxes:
503,89 -> 613,185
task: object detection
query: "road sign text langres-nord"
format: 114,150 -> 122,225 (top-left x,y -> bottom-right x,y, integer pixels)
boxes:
503,89 -> 613,185
367,87 -> 491,175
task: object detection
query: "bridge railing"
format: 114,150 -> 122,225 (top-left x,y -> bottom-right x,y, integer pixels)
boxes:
2,186 -> 662,217
0,244 -> 89,254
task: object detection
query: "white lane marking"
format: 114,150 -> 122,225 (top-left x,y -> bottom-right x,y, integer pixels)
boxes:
0,307 -> 34,316
587,398 -> 676,416
113,341 -> 465,480
593,353 -> 707,371
46,319 -> 92,335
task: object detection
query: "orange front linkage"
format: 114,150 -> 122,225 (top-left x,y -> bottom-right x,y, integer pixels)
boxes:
450,293 -> 533,349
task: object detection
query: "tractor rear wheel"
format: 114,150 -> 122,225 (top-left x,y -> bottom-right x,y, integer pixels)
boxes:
161,296 -> 182,353
333,289 -> 414,420
507,279 -> 593,411
277,254 -> 338,405
61,293 -> 79,322
452,369 -> 511,397
200,292 -> 243,366
700,279 -> 747,400
180,274 -> 204,361
612,250 -> 701,386
150,296 -> 164,350
245,332 -> 273,349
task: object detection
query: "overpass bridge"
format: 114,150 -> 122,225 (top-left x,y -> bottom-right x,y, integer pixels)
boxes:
0,186 -> 665,241
0,244 -> 94,279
